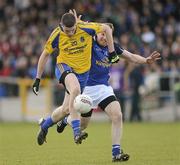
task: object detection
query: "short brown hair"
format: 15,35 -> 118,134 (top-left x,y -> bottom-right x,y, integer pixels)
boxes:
61,13 -> 76,27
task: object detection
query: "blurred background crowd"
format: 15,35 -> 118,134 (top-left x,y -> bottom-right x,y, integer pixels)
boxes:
0,0 -> 179,77
0,0 -> 179,121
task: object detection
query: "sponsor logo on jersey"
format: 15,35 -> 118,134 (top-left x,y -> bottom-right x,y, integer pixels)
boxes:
96,57 -> 111,67
80,36 -> 85,42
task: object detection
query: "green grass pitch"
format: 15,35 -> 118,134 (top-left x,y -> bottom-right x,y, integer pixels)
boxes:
0,122 -> 180,165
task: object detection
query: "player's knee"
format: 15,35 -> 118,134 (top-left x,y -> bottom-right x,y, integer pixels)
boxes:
62,106 -> 69,115
71,86 -> 81,96
111,110 -> 122,123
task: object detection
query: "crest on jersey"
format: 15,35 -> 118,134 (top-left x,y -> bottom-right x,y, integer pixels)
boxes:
80,36 -> 85,42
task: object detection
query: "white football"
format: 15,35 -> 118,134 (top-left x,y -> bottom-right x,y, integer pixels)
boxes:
74,94 -> 93,114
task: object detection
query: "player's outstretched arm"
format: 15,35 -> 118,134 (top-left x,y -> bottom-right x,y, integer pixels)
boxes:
32,50 -> 50,95
122,50 -> 161,64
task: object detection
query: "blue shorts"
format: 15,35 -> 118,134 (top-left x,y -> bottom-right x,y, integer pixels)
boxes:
55,63 -> 89,93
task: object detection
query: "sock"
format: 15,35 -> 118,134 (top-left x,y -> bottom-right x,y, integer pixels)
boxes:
63,116 -> 68,124
41,116 -> 54,131
112,144 -> 120,157
71,120 -> 80,137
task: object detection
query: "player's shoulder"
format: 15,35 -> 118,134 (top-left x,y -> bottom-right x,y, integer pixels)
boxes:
78,21 -> 100,28
49,26 -> 61,37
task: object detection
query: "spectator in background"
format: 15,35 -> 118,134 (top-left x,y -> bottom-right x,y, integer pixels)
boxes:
0,0 -> 179,79
129,64 -> 144,122
13,56 -> 28,78
0,0 -> 179,110
28,56 -> 38,78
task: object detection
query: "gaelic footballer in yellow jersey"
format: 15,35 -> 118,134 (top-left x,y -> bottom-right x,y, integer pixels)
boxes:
33,12 -> 117,145
44,21 -> 103,74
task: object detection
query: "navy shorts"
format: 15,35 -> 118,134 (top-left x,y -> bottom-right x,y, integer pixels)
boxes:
55,63 -> 89,93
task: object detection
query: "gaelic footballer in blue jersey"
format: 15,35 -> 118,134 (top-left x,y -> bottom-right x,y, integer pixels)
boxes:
32,11 -> 118,146
57,29 -> 160,161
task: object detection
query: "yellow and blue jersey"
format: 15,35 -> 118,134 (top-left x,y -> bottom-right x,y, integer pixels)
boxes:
44,22 -> 103,74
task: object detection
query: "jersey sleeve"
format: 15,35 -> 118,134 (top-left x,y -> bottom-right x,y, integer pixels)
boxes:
78,22 -> 103,36
114,42 -> 124,56
44,27 -> 60,54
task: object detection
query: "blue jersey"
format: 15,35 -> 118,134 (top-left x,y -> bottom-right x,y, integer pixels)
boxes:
86,41 -> 124,86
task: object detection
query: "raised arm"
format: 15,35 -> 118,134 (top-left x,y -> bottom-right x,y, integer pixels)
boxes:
121,50 -> 161,64
101,24 -> 120,63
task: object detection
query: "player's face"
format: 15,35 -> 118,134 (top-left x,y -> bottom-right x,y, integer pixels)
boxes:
97,32 -> 107,47
62,25 -> 76,37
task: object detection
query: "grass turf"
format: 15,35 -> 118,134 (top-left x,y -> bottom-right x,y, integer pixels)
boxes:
0,122 -> 180,165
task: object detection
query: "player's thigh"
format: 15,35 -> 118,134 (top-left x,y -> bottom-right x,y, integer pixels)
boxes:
104,101 -> 122,121
65,73 -> 81,94
55,63 -> 81,94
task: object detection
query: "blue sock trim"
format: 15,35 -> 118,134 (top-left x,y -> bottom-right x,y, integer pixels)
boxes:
71,120 -> 80,137
112,144 -> 120,156
41,117 -> 54,131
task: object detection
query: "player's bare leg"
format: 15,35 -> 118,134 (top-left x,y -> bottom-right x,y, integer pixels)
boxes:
51,93 -> 70,122
64,73 -> 86,144
55,94 -> 70,134
105,101 -> 129,162
80,116 -> 91,130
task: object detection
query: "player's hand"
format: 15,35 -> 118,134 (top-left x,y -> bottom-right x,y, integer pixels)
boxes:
108,51 -> 120,63
32,78 -> 40,95
69,9 -> 82,22
146,51 -> 161,64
